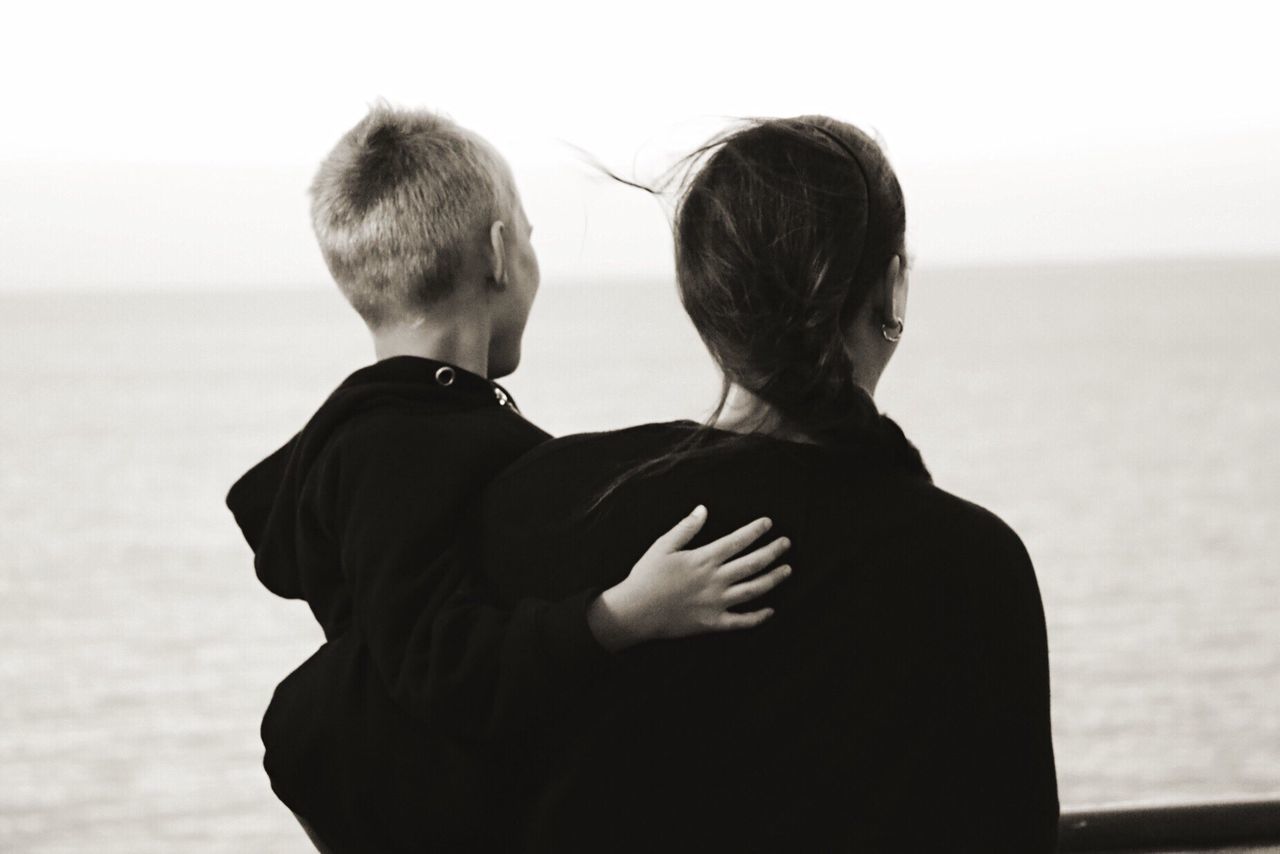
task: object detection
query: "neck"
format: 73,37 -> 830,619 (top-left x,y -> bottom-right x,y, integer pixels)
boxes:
711,375 -> 880,444
712,384 -> 815,444
371,314 -> 492,378
850,366 -> 880,397
845,308 -> 892,395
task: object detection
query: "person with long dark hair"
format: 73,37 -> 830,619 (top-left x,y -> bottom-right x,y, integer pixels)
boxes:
472,116 -> 1060,851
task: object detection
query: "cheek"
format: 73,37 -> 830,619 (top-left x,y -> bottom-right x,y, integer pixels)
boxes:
522,248 -> 541,299
526,244 -> 541,281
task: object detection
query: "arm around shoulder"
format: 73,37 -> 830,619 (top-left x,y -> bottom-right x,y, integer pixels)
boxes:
333,415 -> 613,740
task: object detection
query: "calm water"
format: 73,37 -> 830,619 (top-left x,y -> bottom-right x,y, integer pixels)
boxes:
2,259 -> 1278,852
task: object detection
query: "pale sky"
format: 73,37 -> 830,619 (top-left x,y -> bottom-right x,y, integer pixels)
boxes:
2,0 -> 1278,289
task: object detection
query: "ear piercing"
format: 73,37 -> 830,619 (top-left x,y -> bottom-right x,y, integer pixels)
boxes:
881,317 -> 904,343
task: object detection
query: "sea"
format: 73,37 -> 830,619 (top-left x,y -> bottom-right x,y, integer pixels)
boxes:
2,257 -> 1278,852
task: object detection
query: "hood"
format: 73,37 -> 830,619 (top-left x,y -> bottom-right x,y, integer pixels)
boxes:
226,356 -> 519,601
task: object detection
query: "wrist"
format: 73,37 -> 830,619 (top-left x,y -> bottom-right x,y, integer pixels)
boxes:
587,581 -> 652,653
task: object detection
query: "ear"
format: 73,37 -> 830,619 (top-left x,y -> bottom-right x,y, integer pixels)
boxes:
881,254 -> 907,323
488,220 -> 508,289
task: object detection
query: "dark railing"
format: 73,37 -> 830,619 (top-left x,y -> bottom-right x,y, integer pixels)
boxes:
1059,799 -> 1280,852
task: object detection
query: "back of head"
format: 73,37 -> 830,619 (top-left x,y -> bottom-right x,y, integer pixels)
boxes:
310,103 -> 513,327
674,116 -> 906,440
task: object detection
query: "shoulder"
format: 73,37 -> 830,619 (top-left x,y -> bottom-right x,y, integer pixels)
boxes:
917,482 -> 1027,556
870,477 -> 1037,598
328,405 -> 548,478
492,421 -> 691,485
934,497 -> 1042,633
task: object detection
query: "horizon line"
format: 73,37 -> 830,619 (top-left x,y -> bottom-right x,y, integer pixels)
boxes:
3,252 -> 1278,295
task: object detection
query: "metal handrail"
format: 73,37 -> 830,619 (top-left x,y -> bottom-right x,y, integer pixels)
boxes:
1059,799 -> 1280,852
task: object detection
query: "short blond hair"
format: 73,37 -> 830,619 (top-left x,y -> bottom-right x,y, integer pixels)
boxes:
309,103 -> 513,326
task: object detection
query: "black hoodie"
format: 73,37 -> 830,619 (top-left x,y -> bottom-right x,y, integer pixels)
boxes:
472,420 -> 1058,852
227,356 -> 608,852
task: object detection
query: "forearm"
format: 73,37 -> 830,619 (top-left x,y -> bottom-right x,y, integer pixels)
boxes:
410,585 -> 612,740
348,518 -> 613,740
334,421 -> 617,741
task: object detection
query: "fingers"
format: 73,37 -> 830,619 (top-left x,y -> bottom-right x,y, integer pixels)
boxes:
718,536 -> 791,584
712,608 -> 775,631
723,564 -> 791,607
694,516 -> 773,564
653,505 -> 708,552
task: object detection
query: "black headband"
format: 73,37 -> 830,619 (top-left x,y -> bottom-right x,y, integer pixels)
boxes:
802,121 -> 871,193
797,120 -> 873,275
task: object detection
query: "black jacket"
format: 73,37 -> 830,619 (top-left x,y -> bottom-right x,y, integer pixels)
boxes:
474,417 -> 1060,853
226,356 -> 607,852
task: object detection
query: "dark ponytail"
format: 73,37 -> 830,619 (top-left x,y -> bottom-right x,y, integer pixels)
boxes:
589,116 -> 915,512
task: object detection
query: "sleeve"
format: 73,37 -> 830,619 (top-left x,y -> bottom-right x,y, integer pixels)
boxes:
946,523 -> 1061,853
334,418 -> 611,743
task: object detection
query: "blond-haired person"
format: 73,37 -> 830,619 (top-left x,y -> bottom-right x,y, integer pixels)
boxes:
227,105 -> 791,852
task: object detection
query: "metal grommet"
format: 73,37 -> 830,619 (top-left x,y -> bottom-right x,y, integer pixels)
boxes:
435,366 -> 455,387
